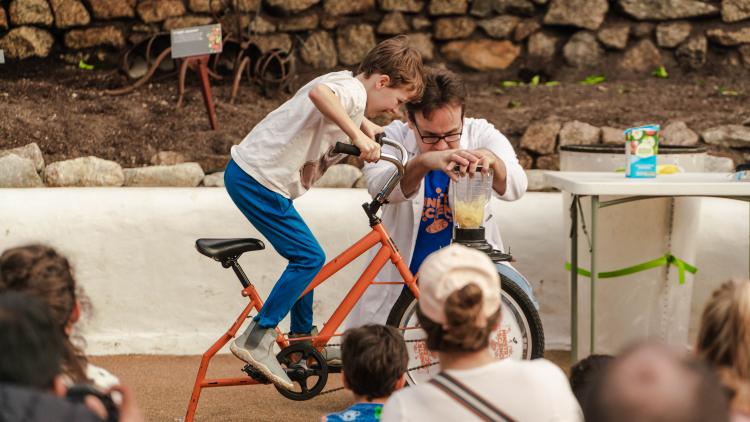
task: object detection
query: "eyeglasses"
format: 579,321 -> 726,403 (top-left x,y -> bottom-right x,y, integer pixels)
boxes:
413,121 -> 462,145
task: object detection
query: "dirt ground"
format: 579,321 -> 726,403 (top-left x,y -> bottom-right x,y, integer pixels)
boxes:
90,350 -> 570,422
1,58 -> 749,171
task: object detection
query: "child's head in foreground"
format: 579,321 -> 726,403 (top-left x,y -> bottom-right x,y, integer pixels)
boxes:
341,324 -> 408,401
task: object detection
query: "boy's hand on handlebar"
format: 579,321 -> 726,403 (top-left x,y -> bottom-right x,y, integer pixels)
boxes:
353,132 -> 381,162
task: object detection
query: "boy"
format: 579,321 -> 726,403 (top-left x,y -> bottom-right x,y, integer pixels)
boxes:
325,324 -> 408,421
225,35 -> 424,390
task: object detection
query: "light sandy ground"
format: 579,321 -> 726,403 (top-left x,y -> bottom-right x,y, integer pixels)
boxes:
91,351 -> 570,422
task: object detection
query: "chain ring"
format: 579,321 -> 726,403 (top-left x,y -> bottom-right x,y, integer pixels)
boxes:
274,342 -> 329,401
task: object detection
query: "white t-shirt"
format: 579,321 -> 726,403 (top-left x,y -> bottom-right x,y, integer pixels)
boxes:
231,70 -> 367,199
382,359 -> 582,422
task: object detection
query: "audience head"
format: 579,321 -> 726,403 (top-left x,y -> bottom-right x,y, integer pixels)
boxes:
417,244 -> 501,353
584,342 -> 730,422
0,291 -> 66,391
569,354 -> 614,407
0,244 -> 88,382
341,324 -> 408,401
697,278 -> 750,413
697,279 -> 750,378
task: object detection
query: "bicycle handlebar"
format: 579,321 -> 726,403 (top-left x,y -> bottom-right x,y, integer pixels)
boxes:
333,132 -> 385,156
333,133 -> 409,212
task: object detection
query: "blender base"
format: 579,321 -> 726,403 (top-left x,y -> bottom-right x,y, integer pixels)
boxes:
452,227 -> 512,262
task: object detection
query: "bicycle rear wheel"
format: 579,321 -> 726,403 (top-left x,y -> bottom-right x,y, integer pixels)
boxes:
386,273 -> 545,385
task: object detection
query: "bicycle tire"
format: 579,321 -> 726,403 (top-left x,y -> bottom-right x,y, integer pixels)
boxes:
386,272 -> 545,385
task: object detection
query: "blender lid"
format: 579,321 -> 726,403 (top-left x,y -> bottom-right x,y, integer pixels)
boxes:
452,164 -> 484,172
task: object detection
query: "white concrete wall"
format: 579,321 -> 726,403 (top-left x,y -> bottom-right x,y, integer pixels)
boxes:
0,188 -> 747,355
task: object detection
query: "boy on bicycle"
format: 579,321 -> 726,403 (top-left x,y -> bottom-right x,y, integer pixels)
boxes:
225,35 -> 424,390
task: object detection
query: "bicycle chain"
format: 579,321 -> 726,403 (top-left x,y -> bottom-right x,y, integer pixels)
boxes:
317,338 -> 437,397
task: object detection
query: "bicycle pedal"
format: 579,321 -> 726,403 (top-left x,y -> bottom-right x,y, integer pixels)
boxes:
326,364 -> 342,374
242,364 -> 271,384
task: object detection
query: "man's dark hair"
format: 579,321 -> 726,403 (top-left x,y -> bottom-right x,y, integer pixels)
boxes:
583,342 -> 730,422
406,68 -> 466,121
341,324 -> 408,401
569,354 -> 614,407
0,291 -> 65,390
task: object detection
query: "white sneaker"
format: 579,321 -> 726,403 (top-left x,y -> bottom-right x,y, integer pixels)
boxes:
231,322 -> 294,390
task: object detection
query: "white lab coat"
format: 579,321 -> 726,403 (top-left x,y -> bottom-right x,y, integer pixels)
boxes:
345,118 -> 528,328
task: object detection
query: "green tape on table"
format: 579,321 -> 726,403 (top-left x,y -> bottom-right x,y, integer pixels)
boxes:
565,254 -> 698,284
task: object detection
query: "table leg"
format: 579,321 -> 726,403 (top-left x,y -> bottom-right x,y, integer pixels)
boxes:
570,195 -> 579,364
590,195 -> 599,355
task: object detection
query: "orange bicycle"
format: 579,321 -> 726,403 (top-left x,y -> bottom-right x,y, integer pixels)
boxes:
185,137 -> 544,421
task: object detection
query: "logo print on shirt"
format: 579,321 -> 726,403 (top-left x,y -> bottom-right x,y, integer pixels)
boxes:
299,145 -> 346,190
423,187 -> 453,233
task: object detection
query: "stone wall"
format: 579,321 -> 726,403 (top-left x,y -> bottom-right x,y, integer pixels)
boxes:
1,0 -> 750,178
0,141 -> 373,188
1,0 -> 749,72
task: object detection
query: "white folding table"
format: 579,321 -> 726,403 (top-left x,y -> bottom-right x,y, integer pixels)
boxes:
544,171 -> 750,362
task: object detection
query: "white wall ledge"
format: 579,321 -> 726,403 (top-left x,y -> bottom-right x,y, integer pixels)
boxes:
0,188 -> 746,355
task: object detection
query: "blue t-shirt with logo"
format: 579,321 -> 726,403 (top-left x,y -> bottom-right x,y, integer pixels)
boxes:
325,403 -> 383,421
409,170 -> 454,275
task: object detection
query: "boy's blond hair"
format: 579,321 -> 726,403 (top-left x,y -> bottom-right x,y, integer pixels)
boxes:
357,35 -> 425,100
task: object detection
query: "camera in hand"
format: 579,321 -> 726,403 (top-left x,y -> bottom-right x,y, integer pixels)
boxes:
66,384 -> 119,422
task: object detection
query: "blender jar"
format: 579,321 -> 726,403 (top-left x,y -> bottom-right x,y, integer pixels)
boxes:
451,168 -> 493,229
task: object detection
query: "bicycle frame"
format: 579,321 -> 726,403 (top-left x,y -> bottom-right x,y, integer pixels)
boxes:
186,138 -> 417,421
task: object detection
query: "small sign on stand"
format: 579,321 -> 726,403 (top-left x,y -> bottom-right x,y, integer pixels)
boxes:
171,24 -> 222,130
0,50 -> 5,64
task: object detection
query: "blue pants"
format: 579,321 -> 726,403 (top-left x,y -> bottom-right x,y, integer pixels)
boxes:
224,160 -> 325,333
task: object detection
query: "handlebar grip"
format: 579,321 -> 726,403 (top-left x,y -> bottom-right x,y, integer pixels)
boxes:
333,142 -> 361,156
334,133 -> 386,156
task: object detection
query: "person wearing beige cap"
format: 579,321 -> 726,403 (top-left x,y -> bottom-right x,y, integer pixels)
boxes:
382,244 -> 581,422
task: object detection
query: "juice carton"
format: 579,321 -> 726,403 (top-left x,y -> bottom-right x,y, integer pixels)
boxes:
624,124 -> 660,178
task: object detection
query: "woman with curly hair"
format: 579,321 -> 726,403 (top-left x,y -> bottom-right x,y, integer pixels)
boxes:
0,244 -> 119,390
697,279 -> 750,418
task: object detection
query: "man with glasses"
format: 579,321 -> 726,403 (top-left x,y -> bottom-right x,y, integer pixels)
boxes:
347,69 -> 528,327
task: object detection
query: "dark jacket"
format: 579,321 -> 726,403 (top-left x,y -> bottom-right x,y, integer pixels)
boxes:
0,383 -> 101,422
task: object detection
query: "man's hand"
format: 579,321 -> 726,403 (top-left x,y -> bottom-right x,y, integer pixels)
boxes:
467,149 -> 500,176
471,148 -> 508,196
420,149 -> 483,181
352,131 -> 381,162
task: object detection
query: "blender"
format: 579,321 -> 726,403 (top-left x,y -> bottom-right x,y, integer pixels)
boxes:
451,167 -> 512,262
